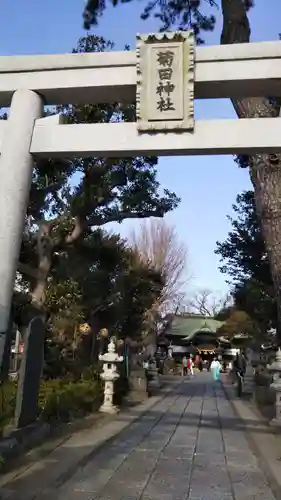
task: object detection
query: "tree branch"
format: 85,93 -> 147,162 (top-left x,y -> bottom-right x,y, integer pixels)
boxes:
87,208 -> 165,227
65,216 -> 85,244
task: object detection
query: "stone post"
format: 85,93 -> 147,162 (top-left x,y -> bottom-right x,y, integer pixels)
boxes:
268,348 -> 281,427
99,338 -> 123,414
243,348 -> 255,396
14,316 -> 45,428
147,359 -> 161,391
0,90 -> 43,369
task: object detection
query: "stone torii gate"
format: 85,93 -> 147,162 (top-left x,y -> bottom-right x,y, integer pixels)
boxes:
0,31 -> 281,357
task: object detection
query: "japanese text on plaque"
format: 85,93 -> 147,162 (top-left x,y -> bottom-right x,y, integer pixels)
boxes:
156,50 -> 175,112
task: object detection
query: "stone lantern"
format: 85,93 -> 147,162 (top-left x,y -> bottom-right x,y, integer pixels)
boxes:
99,337 -> 124,414
268,347 -> 281,426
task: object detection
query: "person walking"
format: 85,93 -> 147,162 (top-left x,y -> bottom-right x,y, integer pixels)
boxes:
182,356 -> 188,376
210,357 -> 222,381
187,356 -> 194,376
233,352 -> 247,379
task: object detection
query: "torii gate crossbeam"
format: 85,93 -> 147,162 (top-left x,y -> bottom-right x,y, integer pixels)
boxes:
0,40 -> 281,106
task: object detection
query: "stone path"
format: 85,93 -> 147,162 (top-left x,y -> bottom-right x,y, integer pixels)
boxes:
37,371 -> 276,500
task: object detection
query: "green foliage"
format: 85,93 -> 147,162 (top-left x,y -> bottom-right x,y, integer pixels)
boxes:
81,364 -> 102,381
111,249 -> 164,340
216,308 -> 257,339
82,0 -> 254,42
0,381 -> 17,430
39,378 -> 102,422
215,191 -> 269,284
46,279 -> 83,316
215,190 -> 277,334
234,278 -> 277,334
44,339 -> 68,379
46,230 -> 164,347
0,373 -> 104,429
45,279 -> 85,338
83,0 -> 216,42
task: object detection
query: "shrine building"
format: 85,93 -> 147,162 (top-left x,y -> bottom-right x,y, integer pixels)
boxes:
157,313 -> 231,360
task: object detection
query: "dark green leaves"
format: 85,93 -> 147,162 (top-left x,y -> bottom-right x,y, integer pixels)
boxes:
83,0 -> 216,43
215,190 -> 276,334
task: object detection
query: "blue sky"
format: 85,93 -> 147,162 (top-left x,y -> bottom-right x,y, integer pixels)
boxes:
0,0 -> 280,297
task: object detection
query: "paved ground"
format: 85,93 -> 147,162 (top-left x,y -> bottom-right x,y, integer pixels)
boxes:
33,371 -> 276,500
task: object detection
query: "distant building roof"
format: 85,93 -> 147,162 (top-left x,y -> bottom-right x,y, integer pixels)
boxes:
164,314 -> 224,341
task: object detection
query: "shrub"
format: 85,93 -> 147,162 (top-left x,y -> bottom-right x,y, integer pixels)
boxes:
0,363 -> 129,427
0,373 -> 103,428
0,380 -> 17,430
81,364 -> 101,382
39,378 -> 102,422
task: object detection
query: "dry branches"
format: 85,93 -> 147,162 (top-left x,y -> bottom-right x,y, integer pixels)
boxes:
129,218 -> 189,315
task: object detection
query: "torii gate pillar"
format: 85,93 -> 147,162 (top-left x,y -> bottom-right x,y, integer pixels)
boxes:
0,89 -> 43,364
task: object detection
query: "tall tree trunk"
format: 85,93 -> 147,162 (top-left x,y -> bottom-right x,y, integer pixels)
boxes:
30,216 -> 84,308
220,0 -> 281,342
30,223 -> 54,308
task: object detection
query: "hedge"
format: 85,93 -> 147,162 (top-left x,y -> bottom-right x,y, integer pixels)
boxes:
38,377 -> 103,422
0,371 -> 102,429
0,363 -> 130,430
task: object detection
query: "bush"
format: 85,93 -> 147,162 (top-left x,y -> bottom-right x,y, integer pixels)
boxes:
0,363 -> 129,428
0,380 -> 17,430
39,377 -> 102,422
0,373 -> 103,428
81,364 -> 101,382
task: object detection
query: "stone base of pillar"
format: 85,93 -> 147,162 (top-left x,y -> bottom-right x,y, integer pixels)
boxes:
129,369 -> 149,400
99,403 -> 119,414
